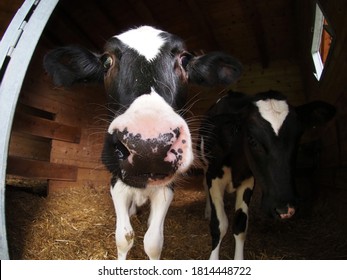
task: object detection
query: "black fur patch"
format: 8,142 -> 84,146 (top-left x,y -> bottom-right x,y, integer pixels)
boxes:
210,202 -> 221,250
43,46 -> 104,86
243,187 -> 253,206
111,175 -> 117,188
233,209 -> 247,235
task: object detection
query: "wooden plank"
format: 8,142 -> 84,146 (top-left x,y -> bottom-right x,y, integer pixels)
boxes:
12,111 -> 81,143
50,154 -> 104,170
19,90 -> 61,114
48,168 -> 111,191
9,131 -> 51,161
23,82 -> 104,110
50,142 -> 105,170
7,156 -> 77,181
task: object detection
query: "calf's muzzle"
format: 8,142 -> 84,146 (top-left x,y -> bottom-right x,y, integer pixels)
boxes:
108,91 -> 193,188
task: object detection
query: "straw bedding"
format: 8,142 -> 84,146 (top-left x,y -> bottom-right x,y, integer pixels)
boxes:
5,175 -> 347,260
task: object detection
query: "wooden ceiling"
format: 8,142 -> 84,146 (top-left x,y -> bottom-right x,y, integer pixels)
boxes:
37,0 -> 299,68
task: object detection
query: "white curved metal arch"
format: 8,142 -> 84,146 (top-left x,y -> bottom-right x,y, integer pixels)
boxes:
0,0 -> 59,260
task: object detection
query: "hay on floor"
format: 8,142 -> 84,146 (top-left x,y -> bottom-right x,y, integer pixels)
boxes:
5,175 -> 347,260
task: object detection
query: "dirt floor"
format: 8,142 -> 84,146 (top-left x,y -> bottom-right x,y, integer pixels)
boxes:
5,175 -> 347,260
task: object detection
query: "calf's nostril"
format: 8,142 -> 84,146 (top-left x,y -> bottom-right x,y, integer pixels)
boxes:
113,140 -> 130,160
275,205 -> 295,219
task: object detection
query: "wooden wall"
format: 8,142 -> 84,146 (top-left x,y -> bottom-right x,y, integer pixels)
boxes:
6,43 -> 110,192
191,58 -> 305,117
296,0 -> 347,190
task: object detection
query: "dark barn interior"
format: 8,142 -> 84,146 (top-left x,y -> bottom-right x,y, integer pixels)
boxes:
1,0 -> 347,259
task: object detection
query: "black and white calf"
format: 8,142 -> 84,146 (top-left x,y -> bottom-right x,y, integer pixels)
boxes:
198,90 -> 336,260
43,26 -> 242,259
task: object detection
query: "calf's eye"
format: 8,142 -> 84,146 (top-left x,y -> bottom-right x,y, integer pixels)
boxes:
102,56 -> 113,70
247,135 -> 258,148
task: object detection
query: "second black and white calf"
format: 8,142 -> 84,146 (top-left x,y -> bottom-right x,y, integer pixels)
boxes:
43,26 -> 242,259
198,90 -> 335,260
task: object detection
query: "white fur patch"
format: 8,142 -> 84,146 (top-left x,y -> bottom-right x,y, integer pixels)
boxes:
211,166 -> 234,193
108,88 -> 185,139
255,99 -> 289,135
116,26 -> 165,61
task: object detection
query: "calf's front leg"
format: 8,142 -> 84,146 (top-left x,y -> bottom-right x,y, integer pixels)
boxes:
232,176 -> 254,260
208,168 -> 231,260
111,180 -> 135,260
144,186 -> 174,260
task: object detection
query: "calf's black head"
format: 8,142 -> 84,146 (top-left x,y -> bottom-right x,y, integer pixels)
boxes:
44,26 -> 243,188
204,91 -> 335,219
244,91 -> 336,218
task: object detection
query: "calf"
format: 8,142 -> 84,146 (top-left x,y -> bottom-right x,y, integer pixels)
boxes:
43,26 -> 242,259
198,90 -> 336,260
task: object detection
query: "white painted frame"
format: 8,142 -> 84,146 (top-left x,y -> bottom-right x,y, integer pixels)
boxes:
0,0 -> 59,260
311,4 -> 324,80
311,3 -> 333,81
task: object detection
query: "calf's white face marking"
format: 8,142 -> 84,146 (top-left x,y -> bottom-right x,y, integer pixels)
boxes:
115,26 -> 165,61
255,99 -> 289,135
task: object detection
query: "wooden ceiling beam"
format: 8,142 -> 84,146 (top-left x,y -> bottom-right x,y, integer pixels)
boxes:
55,4 -> 100,50
184,0 -> 222,51
239,0 -> 269,68
95,1 -> 126,31
128,0 -> 158,26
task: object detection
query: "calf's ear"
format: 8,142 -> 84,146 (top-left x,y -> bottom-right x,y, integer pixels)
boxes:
296,101 -> 336,129
186,52 -> 243,86
43,45 -> 104,87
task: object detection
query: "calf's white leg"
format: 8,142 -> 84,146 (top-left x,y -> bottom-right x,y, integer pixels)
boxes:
144,186 -> 174,260
208,167 -> 232,260
233,176 -> 254,260
111,181 -> 173,260
111,180 -> 135,260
